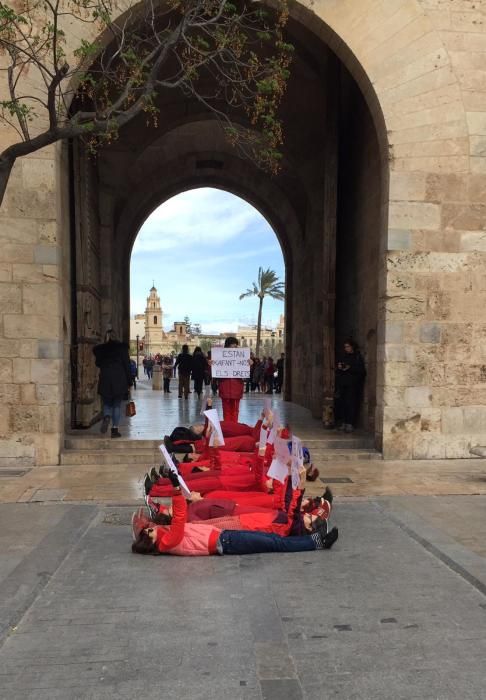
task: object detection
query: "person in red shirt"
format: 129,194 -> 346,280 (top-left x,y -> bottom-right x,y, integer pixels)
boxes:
131,470 -> 338,556
216,337 -> 250,422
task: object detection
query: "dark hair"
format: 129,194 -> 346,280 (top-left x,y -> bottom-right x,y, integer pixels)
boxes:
310,516 -> 327,533
182,344 -> 189,353
193,346 -> 202,355
154,512 -> 172,526
224,337 -> 238,348
131,531 -> 158,555
343,338 -> 359,353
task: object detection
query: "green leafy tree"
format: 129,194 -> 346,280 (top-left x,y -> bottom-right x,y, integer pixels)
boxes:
0,0 -> 293,205
239,267 -> 284,357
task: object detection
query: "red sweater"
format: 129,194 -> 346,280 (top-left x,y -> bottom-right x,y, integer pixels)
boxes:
154,493 -> 220,556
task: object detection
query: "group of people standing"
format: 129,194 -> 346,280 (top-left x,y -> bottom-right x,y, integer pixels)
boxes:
92,329 -> 366,439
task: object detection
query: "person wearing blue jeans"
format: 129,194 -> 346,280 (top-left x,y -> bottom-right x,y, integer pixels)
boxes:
93,330 -> 132,438
216,528 -> 338,555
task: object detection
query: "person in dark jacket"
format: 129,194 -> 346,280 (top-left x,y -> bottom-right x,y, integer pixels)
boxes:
191,347 -> 207,398
174,344 -> 193,399
334,339 -> 366,432
93,330 -> 132,438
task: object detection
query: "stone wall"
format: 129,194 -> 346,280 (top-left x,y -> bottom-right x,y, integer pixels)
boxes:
1,0 -> 486,462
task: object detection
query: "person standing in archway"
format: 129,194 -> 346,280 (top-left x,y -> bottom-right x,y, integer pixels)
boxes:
217,337 -> 245,422
174,344 -> 193,399
93,330 -> 132,438
191,346 -> 206,399
334,339 -> 366,432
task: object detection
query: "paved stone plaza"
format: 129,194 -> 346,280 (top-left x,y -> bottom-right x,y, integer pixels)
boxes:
1,383 -> 486,699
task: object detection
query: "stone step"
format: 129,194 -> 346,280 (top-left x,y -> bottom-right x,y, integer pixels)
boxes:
64,435 -> 375,451
60,450 -> 164,466
60,447 -> 379,466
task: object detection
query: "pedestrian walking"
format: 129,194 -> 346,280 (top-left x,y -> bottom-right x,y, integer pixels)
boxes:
93,329 -> 132,438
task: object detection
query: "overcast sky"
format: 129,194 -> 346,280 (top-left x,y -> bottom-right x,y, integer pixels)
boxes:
130,187 -> 285,334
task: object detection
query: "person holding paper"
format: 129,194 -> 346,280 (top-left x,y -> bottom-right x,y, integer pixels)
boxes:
217,337 -> 245,422
132,470 -> 338,556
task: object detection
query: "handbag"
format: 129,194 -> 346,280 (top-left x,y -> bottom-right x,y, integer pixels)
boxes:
126,400 -> 136,417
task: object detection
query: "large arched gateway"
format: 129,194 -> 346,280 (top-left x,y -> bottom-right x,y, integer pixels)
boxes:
1,0 -> 485,465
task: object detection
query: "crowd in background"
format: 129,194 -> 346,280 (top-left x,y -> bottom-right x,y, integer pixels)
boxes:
140,348 -> 286,398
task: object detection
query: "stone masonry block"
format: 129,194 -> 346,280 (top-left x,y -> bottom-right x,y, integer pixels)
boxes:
0,244 -> 34,264
4,314 -> 60,339
0,339 -> 19,358
0,359 -> 13,383
0,405 -> 10,438
36,384 -> 61,404
0,283 -> 21,314
388,229 -> 412,250
460,231 -> 486,252
420,322 -> 441,343
33,246 -> 60,265
389,202 -> 441,230
38,340 -> 63,359
20,384 -> 36,404
0,217 -> 39,245
384,321 -> 404,343
405,386 -> 433,407
12,358 -> 31,383
0,384 -> 21,403
40,405 -> 61,433
463,406 -> 486,433
412,434 -> 446,459
441,407 -> 464,434
10,405 -> 41,432
30,359 -> 61,385
0,263 -> 12,281
34,433 -> 61,466
23,284 -> 60,316
390,171 -> 426,201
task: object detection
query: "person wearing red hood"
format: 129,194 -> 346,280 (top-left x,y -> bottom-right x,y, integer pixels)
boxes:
131,470 -> 338,556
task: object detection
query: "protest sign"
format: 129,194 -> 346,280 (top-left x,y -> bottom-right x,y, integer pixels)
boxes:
203,408 -> 225,446
267,435 -> 291,484
158,444 -> 191,498
291,436 -> 303,489
211,346 -> 250,379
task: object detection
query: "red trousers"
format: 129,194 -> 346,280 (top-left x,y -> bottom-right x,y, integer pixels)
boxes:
149,471 -> 262,497
222,398 -> 240,423
193,434 -> 256,454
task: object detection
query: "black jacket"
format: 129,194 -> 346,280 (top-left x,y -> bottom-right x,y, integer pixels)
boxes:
175,351 -> 193,375
191,353 -> 207,380
93,340 -> 132,401
335,352 -> 366,389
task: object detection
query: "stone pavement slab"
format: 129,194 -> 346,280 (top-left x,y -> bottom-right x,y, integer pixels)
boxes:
1,500 -> 486,699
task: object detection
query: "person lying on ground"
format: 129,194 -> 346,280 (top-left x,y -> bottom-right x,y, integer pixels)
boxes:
131,470 -> 338,556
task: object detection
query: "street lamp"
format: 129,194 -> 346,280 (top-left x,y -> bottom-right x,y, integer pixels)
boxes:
136,334 -> 140,378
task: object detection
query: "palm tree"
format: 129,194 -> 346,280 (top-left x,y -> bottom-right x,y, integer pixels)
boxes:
239,267 -> 285,357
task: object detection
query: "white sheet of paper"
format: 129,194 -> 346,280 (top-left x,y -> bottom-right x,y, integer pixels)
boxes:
263,398 -> 272,416
203,408 -> 225,446
259,425 -> 268,450
267,457 -> 289,484
267,436 -> 290,484
158,444 -> 191,498
211,346 -> 250,379
267,412 -> 279,445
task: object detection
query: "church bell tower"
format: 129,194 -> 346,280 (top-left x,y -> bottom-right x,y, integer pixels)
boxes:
144,285 -> 164,355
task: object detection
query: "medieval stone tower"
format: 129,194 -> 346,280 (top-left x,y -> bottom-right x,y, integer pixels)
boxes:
144,286 -> 164,356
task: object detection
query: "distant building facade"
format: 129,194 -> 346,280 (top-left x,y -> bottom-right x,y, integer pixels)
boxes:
130,286 -> 285,356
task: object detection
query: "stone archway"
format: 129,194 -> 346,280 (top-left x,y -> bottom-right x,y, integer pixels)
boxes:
68,17 -> 386,444
4,0 -> 483,465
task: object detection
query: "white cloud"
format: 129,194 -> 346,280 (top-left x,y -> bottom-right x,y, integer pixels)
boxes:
131,188 -> 267,254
